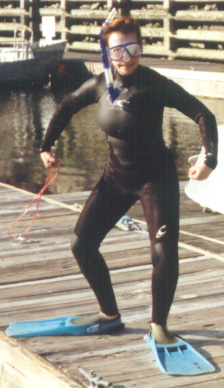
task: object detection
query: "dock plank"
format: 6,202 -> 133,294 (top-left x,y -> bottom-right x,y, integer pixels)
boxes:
0,182 -> 224,387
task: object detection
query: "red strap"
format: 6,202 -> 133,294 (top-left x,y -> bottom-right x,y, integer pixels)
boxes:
8,165 -> 59,240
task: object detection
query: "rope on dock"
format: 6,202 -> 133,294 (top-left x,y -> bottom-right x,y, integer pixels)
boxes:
178,241 -> 224,264
133,217 -> 224,246
0,181 -> 83,213
179,230 -> 224,246
1,181 -> 224,263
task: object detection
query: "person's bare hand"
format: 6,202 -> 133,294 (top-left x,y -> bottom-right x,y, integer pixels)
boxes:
40,151 -> 58,169
189,163 -> 212,181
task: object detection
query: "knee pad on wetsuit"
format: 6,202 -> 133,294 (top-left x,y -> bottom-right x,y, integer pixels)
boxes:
71,234 -> 83,257
154,241 -> 166,267
154,226 -> 167,270
154,230 -> 178,276
71,233 -> 98,258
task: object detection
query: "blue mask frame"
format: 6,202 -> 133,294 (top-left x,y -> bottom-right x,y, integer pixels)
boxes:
99,8 -> 121,103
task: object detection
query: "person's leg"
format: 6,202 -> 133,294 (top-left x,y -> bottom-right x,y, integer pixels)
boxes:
139,161 -> 179,342
71,177 -> 137,317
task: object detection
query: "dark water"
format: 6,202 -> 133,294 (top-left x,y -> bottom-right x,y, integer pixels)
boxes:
0,86 -> 223,195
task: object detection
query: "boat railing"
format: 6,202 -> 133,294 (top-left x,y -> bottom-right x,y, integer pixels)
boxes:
13,27 -> 33,61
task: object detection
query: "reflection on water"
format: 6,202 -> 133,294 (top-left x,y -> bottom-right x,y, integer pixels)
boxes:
0,86 -> 223,194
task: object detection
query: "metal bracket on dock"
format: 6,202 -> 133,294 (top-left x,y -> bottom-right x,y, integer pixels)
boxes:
79,367 -> 113,388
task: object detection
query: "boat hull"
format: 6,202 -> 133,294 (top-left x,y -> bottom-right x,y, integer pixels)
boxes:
0,40 -> 67,87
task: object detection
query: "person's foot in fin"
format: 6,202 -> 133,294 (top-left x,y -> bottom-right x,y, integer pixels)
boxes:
145,325 -> 215,375
68,311 -> 125,335
151,323 -> 178,344
6,312 -> 124,337
70,312 -> 119,325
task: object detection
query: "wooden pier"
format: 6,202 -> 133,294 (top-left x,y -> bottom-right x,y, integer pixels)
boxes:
1,1 -> 224,62
65,53 -> 224,99
0,180 -> 224,387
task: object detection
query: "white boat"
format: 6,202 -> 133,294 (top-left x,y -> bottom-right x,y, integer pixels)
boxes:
0,27 -> 67,87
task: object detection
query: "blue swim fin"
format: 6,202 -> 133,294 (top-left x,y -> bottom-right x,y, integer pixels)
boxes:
6,316 -> 78,338
6,315 -> 124,338
144,333 -> 215,375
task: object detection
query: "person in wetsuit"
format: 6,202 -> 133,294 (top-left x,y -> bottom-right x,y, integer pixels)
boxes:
40,17 -> 218,342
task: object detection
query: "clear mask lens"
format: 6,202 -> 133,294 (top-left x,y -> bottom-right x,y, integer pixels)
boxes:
108,42 -> 142,61
126,43 -> 142,57
109,46 -> 123,60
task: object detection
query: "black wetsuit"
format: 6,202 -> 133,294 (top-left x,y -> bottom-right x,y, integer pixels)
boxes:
41,65 -> 217,325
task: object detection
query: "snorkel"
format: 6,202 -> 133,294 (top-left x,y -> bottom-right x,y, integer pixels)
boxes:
100,8 -> 121,103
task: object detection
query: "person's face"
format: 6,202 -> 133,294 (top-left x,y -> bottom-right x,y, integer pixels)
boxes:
107,32 -> 141,76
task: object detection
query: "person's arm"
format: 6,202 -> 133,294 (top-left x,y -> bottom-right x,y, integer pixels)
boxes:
40,74 -> 105,167
162,77 -> 218,180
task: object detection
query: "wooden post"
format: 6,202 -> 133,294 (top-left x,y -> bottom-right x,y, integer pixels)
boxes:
163,0 -> 174,11
107,0 -> 113,11
164,17 -> 175,56
20,0 -> 27,27
61,0 -> 67,41
30,0 -> 41,41
163,0 -> 175,57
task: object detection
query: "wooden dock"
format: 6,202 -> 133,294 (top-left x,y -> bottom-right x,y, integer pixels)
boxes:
0,181 -> 224,387
1,1 -> 224,63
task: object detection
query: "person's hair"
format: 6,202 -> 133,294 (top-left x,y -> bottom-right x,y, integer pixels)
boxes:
102,17 -> 142,47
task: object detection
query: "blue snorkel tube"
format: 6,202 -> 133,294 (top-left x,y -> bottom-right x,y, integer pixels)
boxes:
100,8 -> 121,103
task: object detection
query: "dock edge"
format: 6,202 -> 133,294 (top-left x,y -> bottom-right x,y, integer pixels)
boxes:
0,331 -> 84,388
